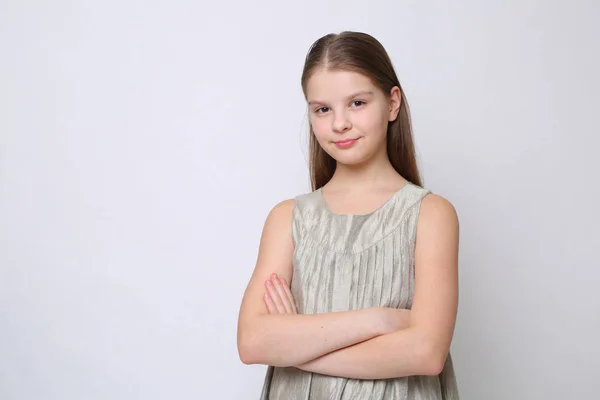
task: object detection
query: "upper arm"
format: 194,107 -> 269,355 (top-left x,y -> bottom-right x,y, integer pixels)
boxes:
410,194 -> 459,366
237,199 -> 295,335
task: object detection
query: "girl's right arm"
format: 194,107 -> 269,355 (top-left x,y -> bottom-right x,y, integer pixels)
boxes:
236,199 -> 402,367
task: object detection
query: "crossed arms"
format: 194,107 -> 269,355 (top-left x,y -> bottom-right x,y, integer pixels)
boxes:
236,195 -> 459,380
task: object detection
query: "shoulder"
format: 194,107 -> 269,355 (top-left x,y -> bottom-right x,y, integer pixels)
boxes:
264,191 -> 321,239
417,193 -> 459,242
420,193 -> 458,220
265,199 -> 295,227
264,187 -> 320,225
257,199 -> 297,251
272,198 -> 296,213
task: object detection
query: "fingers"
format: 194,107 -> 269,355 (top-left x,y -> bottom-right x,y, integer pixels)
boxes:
264,293 -> 277,314
272,275 -> 294,314
265,278 -> 287,313
263,274 -> 297,314
279,278 -> 297,314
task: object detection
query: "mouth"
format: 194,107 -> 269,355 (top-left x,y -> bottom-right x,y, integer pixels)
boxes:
335,138 -> 360,144
334,137 -> 360,149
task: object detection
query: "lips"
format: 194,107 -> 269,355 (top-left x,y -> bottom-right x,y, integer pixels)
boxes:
334,137 -> 360,149
335,138 -> 358,144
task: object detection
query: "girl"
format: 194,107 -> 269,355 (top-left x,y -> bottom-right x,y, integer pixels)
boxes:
237,31 -> 460,400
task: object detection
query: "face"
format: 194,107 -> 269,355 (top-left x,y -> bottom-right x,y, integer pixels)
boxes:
305,69 -> 401,166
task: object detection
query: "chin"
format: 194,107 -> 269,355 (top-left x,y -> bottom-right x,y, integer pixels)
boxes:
330,152 -> 370,166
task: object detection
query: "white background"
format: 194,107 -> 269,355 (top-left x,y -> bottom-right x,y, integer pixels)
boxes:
1,1 -> 599,399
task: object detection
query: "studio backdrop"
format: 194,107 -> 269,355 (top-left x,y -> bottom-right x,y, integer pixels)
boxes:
1,1 -> 598,399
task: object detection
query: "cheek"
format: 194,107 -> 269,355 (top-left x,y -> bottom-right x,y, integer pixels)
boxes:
310,118 -> 329,140
356,109 -> 387,135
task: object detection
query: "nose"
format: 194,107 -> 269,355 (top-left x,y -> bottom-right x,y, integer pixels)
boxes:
332,110 -> 352,133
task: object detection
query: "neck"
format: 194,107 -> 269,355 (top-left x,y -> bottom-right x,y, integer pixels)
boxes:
328,153 -> 404,191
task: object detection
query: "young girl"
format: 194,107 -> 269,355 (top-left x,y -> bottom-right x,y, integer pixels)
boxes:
237,31 -> 460,400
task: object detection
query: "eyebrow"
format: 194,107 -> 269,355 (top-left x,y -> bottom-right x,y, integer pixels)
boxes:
308,90 -> 374,106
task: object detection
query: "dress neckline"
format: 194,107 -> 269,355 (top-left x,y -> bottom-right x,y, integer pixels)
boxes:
317,181 -> 412,217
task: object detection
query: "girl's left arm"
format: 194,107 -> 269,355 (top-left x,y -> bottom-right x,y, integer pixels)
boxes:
295,194 -> 460,379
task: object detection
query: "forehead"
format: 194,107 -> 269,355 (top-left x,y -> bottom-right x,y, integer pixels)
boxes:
306,69 -> 378,101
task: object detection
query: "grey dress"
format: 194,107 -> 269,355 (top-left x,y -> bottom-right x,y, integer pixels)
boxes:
260,182 -> 460,400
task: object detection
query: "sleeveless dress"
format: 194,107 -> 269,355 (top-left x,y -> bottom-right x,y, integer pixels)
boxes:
260,182 -> 460,400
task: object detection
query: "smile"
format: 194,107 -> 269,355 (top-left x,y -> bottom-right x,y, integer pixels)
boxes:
334,138 -> 360,149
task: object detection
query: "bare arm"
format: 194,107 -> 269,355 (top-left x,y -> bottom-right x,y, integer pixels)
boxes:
295,195 -> 460,378
236,199 -> 399,367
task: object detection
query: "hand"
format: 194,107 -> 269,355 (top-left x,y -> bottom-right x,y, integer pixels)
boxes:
263,273 -> 297,314
380,308 -> 411,334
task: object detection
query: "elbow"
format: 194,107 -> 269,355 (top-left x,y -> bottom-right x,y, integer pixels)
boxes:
239,341 -> 286,366
410,334 -> 448,376
237,335 -> 261,365
237,318 -> 283,366
237,322 -> 258,365
238,332 -> 275,365
238,337 -> 289,367
237,316 -> 267,365
238,343 -> 253,365
239,351 -> 258,365
422,356 -> 445,376
419,343 -> 448,376
237,317 -> 290,367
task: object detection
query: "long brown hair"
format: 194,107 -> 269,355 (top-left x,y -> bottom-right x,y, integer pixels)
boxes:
300,31 -> 422,191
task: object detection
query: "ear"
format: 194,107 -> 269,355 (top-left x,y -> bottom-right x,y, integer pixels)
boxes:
388,86 -> 402,122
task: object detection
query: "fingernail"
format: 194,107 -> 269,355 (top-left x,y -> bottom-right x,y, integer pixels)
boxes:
265,280 -> 271,286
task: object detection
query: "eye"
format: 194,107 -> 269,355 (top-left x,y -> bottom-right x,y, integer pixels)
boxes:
351,100 -> 366,107
315,106 -> 330,114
